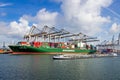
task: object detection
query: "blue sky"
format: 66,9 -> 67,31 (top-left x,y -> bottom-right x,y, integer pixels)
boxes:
0,0 -> 61,22
0,0 -> 120,45
1,0 -> 119,21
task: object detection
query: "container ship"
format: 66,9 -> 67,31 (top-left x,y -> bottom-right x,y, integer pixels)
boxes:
9,26 -> 99,54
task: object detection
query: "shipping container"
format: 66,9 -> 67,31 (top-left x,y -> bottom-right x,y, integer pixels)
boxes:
32,42 -> 42,48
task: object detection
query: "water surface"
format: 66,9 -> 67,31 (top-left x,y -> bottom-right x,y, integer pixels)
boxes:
0,54 -> 120,80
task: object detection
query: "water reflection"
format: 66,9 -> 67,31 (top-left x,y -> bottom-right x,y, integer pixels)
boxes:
0,54 -> 120,80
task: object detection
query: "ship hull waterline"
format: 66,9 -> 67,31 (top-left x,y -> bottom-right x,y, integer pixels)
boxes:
9,45 -> 96,55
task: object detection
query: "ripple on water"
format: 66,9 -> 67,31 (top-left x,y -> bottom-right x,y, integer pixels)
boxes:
0,54 -> 120,80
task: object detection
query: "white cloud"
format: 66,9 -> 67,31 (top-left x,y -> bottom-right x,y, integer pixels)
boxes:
35,8 -> 58,27
59,0 -> 112,35
0,18 -> 30,40
0,22 -> 9,35
23,8 -> 59,27
8,18 -> 30,38
0,0 -> 114,42
110,23 -> 120,33
0,8 -> 59,41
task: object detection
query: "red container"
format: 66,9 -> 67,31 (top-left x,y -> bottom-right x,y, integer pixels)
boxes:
33,42 -> 42,47
51,43 -> 54,47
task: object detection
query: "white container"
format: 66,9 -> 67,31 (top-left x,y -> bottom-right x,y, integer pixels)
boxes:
71,45 -> 75,48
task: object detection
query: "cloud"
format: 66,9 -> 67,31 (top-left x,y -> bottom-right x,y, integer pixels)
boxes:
8,18 -> 30,38
0,3 -> 12,7
36,8 -> 58,25
0,0 -> 114,42
58,0 -> 112,35
0,8 -> 59,41
23,8 -> 59,27
110,23 -> 120,33
0,18 -> 31,40
0,20 -> 29,45
0,22 -> 9,35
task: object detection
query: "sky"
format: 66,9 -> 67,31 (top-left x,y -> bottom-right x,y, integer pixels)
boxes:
0,0 -> 120,46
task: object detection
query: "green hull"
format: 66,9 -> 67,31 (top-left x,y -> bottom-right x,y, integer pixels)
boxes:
9,45 -> 96,54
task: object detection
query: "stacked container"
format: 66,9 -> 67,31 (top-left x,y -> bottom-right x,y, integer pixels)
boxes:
32,42 -> 42,48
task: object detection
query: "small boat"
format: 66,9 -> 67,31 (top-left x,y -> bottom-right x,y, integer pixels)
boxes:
53,55 -> 72,60
0,48 -> 13,54
110,53 -> 118,56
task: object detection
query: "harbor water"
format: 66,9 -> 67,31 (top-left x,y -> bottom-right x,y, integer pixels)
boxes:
0,54 -> 120,80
